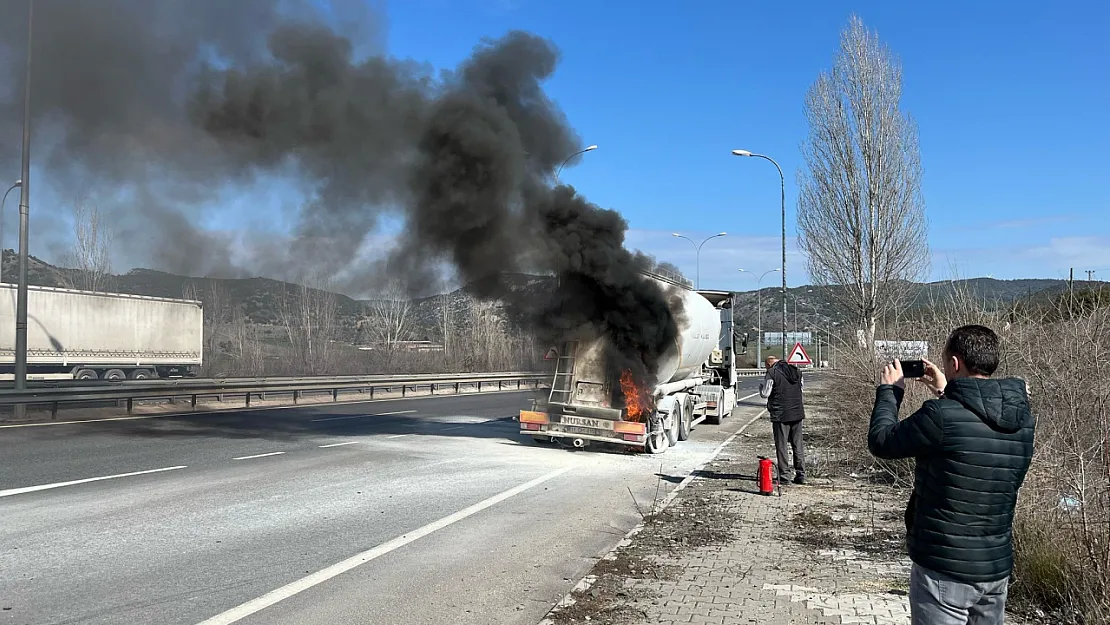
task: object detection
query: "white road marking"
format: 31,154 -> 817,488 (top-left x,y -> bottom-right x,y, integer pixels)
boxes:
0,389 -> 532,429
737,392 -> 759,402
232,452 -> 285,461
194,466 -> 574,625
386,434 -> 411,439
439,425 -> 466,432
310,409 -> 416,423
317,441 -> 359,448
0,465 -> 187,498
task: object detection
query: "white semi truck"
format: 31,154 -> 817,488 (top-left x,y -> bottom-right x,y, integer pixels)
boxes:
520,272 -> 739,454
0,284 -> 203,380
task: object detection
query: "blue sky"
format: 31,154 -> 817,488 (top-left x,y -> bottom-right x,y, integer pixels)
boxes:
22,0 -> 1106,292
378,0 -> 1108,292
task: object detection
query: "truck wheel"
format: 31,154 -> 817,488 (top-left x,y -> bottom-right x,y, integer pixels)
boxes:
646,427 -> 669,454
129,369 -> 153,380
103,369 -> 126,382
75,369 -> 98,380
677,404 -> 691,441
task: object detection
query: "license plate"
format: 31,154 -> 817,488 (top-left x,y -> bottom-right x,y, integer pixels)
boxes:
558,415 -> 613,430
555,425 -> 612,437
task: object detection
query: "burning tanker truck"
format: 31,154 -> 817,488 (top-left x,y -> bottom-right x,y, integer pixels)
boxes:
520,271 -> 739,454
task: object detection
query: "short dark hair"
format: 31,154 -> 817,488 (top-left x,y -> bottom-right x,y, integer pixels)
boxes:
945,325 -> 1000,377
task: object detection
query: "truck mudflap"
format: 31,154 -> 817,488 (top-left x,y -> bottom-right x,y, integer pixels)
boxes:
519,410 -> 647,446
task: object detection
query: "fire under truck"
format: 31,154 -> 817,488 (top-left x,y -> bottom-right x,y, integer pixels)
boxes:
520,272 -> 739,454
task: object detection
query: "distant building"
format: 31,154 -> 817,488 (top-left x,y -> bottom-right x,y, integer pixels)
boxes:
358,340 -> 444,353
763,331 -> 812,345
874,340 -> 928,360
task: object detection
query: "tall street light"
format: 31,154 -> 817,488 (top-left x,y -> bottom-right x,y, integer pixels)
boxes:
732,149 -> 787,358
14,0 -> 33,419
0,180 -> 21,285
554,144 -> 598,183
672,232 -> 727,289
738,268 -> 779,367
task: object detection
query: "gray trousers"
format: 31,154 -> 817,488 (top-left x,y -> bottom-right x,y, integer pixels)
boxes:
910,564 -> 1008,624
771,420 -> 805,480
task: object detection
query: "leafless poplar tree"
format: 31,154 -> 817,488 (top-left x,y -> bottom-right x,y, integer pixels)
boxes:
363,280 -> 413,353
280,278 -> 339,375
60,198 -> 115,292
439,283 -> 454,369
797,15 -> 929,346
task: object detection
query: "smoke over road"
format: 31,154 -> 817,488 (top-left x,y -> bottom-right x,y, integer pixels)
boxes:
0,0 -> 679,384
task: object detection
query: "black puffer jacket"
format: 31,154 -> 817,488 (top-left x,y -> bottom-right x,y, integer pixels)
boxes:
868,377 -> 1035,584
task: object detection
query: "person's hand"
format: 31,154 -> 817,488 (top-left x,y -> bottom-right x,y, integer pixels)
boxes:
918,359 -> 947,397
881,360 -> 905,389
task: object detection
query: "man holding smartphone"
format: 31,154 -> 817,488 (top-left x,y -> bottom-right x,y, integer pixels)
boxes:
868,325 -> 1035,624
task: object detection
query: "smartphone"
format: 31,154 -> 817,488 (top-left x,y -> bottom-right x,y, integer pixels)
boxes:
901,359 -> 926,379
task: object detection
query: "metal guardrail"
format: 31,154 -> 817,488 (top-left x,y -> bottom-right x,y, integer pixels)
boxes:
0,372 -> 549,418
4,371 -> 542,389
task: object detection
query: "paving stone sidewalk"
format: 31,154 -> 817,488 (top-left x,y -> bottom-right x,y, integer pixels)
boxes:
543,407 -> 1030,625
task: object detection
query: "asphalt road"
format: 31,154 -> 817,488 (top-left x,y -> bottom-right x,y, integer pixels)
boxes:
0,378 -> 766,625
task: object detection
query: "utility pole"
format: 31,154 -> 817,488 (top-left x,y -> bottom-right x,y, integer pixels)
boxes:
1069,267 -> 1074,292
13,0 -> 33,419
1087,270 -> 1095,282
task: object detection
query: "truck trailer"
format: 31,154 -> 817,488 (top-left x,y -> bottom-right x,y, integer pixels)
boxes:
0,284 -> 203,380
520,272 -> 739,454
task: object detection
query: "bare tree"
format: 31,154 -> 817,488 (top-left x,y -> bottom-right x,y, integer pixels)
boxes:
797,15 -> 928,347
60,198 -> 114,292
360,281 -> 413,368
440,285 -> 453,369
280,278 -> 339,375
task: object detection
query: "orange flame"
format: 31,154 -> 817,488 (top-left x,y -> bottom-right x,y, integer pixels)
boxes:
620,370 -> 651,422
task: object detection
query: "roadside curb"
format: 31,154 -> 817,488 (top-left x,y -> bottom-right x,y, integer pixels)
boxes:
536,407 -> 767,625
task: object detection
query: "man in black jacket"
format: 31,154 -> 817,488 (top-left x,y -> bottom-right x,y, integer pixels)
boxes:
761,355 -> 806,485
869,325 -> 1035,625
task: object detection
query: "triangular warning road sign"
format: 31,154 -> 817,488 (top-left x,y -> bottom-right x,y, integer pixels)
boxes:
786,342 -> 812,366
544,347 -> 559,361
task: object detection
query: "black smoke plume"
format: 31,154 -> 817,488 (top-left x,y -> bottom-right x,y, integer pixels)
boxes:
0,1 -> 680,385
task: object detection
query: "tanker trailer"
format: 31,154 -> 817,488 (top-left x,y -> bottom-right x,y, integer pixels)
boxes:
520,272 -> 739,454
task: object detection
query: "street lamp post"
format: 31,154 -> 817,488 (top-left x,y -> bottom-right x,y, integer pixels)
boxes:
554,144 -> 598,183
732,149 -> 787,359
0,180 -> 22,285
673,232 -> 727,289
14,0 -> 33,419
738,268 -> 779,367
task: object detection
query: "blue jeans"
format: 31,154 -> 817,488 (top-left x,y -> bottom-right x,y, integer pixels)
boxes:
910,564 -> 1008,624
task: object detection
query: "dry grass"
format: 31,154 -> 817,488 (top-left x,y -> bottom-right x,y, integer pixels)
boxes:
820,282 -> 1109,624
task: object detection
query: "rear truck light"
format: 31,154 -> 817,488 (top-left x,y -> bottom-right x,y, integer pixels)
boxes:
521,422 -> 541,431
519,410 -> 550,425
621,433 -> 644,442
613,420 -> 646,435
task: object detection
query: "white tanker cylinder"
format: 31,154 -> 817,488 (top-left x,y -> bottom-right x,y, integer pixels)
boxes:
652,287 -> 721,386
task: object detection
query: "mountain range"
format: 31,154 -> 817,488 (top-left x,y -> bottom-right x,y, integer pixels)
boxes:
1,250 -> 1088,345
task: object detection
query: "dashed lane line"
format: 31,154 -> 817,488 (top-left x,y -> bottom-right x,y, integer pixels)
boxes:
232,452 -> 286,461
0,465 -> 188,498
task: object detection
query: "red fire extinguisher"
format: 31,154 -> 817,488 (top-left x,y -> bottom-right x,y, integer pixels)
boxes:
758,456 -> 776,496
